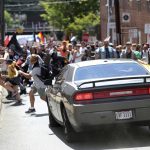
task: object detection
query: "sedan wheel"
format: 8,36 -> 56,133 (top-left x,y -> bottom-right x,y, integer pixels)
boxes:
148,125 -> 150,131
62,108 -> 76,143
46,96 -> 59,127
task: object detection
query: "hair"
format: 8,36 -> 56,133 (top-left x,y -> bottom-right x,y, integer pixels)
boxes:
30,54 -> 38,64
7,61 -> 18,77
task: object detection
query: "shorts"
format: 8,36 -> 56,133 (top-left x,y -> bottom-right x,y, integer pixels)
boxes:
6,76 -> 21,85
31,85 -> 46,97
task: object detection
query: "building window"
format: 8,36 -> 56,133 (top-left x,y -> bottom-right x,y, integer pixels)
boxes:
109,0 -> 114,7
136,0 -> 141,11
146,0 -> 150,11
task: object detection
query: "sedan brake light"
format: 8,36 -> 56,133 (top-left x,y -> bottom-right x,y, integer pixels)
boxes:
74,92 -> 93,101
74,87 -> 150,101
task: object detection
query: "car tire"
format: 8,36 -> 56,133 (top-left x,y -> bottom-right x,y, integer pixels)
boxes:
46,96 -> 59,128
62,107 -> 76,143
148,125 -> 150,131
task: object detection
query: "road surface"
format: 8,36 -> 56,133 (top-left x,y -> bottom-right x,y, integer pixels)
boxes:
0,87 -> 150,150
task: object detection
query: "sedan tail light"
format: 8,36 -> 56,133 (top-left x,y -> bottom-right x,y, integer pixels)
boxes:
74,92 -> 93,101
74,87 -> 150,101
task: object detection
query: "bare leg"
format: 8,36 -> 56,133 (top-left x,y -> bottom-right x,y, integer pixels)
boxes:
13,85 -> 21,101
3,82 -> 15,93
29,89 -> 35,108
0,79 -> 6,89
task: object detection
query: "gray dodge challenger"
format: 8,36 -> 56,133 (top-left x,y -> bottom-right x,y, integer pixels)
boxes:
46,59 -> 150,142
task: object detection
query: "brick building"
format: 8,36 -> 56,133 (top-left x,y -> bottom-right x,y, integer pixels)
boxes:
100,0 -> 150,45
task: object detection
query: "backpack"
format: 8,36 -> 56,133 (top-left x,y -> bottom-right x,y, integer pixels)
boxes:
51,52 -> 68,77
37,63 -> 54,85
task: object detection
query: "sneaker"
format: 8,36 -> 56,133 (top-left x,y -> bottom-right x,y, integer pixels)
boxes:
6,96 -> 15,100
25,108 -> 36,113
6,95 -> 13,100
13,100 -> 22,106
16,100 -> 22,104
6,91 -> 12,99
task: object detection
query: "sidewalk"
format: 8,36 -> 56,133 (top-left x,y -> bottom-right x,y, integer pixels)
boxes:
0,87 -> 50,150
0,86 -> 8,128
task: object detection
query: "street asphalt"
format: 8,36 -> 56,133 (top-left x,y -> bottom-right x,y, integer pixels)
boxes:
1,86 -> 150,150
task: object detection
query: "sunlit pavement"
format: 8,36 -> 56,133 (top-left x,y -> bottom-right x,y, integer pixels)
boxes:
1,87 -> 150,150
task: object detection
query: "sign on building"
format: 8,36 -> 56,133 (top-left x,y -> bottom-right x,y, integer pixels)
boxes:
82,32 -> 89,42
145,24 -> 150,34
129,29 -> 138,38
147,34 -> 150,44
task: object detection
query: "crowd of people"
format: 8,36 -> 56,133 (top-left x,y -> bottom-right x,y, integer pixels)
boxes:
0,37 -> 150,113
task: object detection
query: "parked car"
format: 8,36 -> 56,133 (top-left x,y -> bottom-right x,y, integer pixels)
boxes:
46,59 -> 150,142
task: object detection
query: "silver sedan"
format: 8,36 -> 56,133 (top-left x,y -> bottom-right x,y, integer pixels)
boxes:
46,59 -> 150,142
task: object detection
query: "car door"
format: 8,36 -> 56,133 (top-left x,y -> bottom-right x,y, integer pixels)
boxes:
47,80 -> 58,120
52,66 -> 69,121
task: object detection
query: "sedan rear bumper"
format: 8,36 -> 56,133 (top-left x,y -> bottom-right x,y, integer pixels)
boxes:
66,99 -> 150,132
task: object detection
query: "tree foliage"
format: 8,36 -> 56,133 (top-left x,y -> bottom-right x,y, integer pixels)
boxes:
40,0 -> 100,34
67,12 -> 100,34
4,11 -> 13,27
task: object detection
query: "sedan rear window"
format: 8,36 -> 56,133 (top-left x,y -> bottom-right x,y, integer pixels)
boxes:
74,63 -> 149,81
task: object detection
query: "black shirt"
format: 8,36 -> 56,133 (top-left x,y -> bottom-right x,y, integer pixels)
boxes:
126,51 -> 132,59
105,47 -> 110,58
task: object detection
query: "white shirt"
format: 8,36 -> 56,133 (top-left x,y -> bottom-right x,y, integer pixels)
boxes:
79,46 -> 87,55
142,50 -> 149,63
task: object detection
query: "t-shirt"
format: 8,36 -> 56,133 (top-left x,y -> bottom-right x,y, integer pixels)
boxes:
30,66 -> 46,89
126,51 -> 132,59
134,51 -> 142,59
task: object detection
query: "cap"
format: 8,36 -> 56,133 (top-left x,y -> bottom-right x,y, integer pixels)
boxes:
109,43 -> 114,46
126,41 -> 132,45
76,43 -> 81,47
104,36 -> 110,42
5,59 -> 13,64
68,43 -> 73,47
62,40 -> 67,43
87,45 -> 91,48
132,43 -> 137,46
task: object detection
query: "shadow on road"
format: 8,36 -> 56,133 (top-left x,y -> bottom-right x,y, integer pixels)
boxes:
10,102 -> 25,106
2,101 -> 14,104
34,113 -> 49,117
50,124 -> 150,150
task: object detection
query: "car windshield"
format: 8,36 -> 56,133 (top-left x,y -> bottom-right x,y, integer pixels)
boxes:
74,62 -> 149,81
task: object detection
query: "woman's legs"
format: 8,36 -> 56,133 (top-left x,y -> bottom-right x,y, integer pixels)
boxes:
4,82 -> 15,93
0,80 -> 15,94
13,85 -> 21,101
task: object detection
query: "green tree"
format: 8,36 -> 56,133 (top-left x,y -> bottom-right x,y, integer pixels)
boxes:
67,12 -> 100,34
4,10 -> 13,27
40,0 -> 100,38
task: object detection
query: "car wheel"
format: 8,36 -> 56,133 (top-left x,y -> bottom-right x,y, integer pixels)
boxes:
148,125 -> 150,131
62,107 -> 76,143
46,96 -> 59,127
